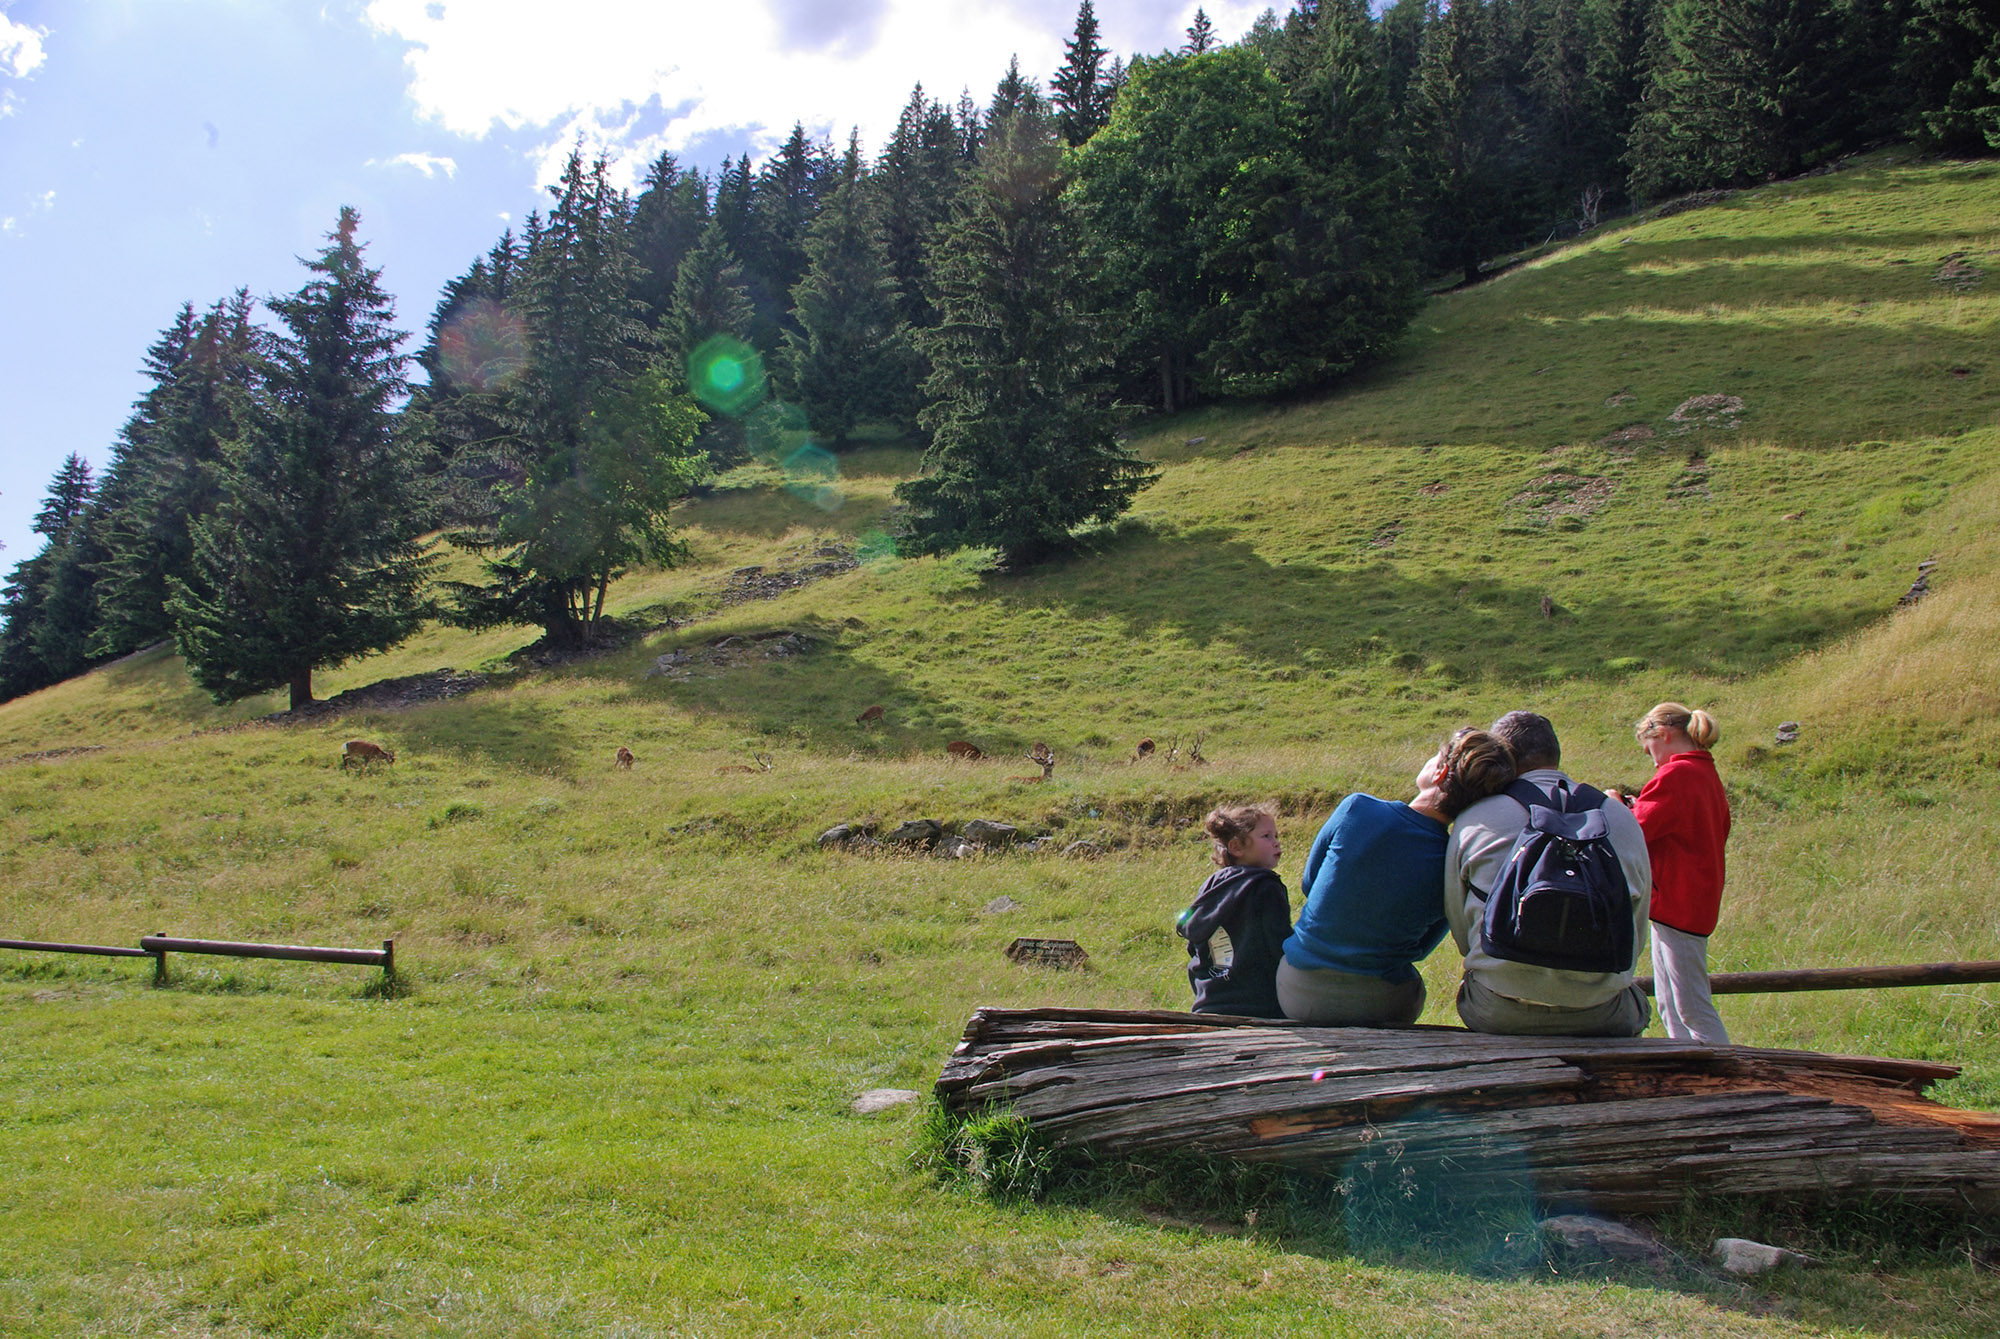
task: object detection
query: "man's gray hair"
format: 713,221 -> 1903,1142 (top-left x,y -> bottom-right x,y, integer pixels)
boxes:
1491,710 -> 1561,770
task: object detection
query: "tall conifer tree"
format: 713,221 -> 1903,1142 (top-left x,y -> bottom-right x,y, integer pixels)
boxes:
781,180 -> 915,444
1053,2 -> 1113,145
170,208 -> 431,710
897,108 -> 1150,566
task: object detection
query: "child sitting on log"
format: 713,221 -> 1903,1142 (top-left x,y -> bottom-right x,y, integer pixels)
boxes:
1177,804 -> 1291,1018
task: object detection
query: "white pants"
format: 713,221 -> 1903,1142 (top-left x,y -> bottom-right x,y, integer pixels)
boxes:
1651,921 -> 1730,1044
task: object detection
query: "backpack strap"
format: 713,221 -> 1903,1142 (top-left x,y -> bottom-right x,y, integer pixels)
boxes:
1502,778 -> 1551,813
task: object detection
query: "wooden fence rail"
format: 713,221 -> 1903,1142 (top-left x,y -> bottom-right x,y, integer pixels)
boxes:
2,933 -> 394,983
1637,959 -> 2000,996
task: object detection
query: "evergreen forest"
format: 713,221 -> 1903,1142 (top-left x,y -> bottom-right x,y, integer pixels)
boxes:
4,0 -> 1996,705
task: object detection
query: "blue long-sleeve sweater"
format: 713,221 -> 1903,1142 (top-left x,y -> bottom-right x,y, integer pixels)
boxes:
1283,794 -> 1449,982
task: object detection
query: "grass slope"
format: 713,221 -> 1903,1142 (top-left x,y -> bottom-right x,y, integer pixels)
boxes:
4,153 -> 1999,1337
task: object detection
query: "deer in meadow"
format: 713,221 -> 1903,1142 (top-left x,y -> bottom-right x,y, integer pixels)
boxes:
856,704 -> 886,725
1133,737 -> 1156,762
341,740 -> 394,768
945,740 -> 984,761
1008,743 -> 1056,783
614,746 -> 635,770
715,752 -> 774,775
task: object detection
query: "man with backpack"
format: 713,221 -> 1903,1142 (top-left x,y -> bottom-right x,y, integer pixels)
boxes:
1443,711 -> 1654,1036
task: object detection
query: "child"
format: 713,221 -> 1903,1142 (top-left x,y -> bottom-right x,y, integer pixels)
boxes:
1624,702 -> 1732,1044
1176,804 -> 1291,1018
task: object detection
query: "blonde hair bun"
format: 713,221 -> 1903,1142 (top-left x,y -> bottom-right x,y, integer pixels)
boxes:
1638,701 -> 1720,749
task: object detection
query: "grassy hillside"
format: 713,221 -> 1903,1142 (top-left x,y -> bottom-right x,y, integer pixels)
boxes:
4,153 -> 1999,1337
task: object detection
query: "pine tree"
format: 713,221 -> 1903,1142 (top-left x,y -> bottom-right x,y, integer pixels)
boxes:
668,222 -> 757,361
1185,8 -> 1218,55
877,85 -> 964,335
168,208 -> 431,710
1053,2 -> 1113,145
89,292 -> 264,658
0,455 -> 100,701
897,109 -> 1150,566
445,155 -> 705,648
1626,0 -> 1849,199
781,180 -> 915,445
990,56 -> 1045,123
748,124 -> 836,344
630,153 -> 710,328
1903,0 -> 2000,153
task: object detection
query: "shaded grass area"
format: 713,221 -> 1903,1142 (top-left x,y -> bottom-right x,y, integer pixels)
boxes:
4,155 -> 2000,1336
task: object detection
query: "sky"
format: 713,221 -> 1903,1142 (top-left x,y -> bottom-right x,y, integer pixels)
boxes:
0,0 -> 1272,574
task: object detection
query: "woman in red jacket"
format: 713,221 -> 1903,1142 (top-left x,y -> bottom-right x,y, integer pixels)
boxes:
1628,702 -> 1731,1043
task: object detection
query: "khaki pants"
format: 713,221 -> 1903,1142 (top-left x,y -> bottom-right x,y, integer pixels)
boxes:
1456,975 -> 1650,1037
1276,958 -> 1426,1027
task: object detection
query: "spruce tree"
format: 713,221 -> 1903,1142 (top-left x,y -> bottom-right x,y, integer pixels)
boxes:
781,179 -> 915,445
668,222 -> 757,361
897,108 -> 1150,566
1185,8 -> 1219,55
630,154 -> 711,328
1053,2 -> 1113,145
877,84 -> 964,346
1404,0 -> 1533,284
990,56 -> 1046,123
1626,0 -> 1849,199
1903,0 -> 2000,153
169,208 -> 431,709
89,292 -> 264,658
0,455 -> 100,701
445,154 -> 705,648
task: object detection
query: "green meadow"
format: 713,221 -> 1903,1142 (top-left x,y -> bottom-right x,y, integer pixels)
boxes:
4,153 -> 1999,1336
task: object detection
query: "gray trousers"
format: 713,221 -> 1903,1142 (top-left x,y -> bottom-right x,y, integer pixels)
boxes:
1276,958 -> 1426,1027
1651,922 -> 1730,1044
1456,975 -> 1651,1037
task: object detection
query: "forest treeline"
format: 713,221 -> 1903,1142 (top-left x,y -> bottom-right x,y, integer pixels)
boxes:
3,0 -> 1995,707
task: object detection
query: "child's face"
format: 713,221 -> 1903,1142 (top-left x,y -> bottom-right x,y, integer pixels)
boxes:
1227,815 -> 1282,870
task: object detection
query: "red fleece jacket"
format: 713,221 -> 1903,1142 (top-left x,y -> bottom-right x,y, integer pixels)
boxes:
1632,749 -> 1730,936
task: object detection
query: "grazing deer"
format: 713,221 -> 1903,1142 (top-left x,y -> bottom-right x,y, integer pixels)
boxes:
856,704 -> 885,724
1169,732 -> 1208,773
1008,742 -> 1056,783
340,739 -> 394,768
945,740 -> 984,761
715,752 -> 775,775
1540,593 -> 1555,619
1133,737 -> 1156,762
614,746 -> 635,770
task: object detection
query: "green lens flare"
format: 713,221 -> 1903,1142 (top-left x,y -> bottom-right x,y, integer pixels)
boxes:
687,335 -> 767,416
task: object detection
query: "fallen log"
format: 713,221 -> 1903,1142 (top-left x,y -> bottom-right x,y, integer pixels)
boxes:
936,1008 -> 2000,1215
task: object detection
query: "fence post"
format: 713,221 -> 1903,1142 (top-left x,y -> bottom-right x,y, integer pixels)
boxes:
151,931 -> 167,986
382,938 -> 395,987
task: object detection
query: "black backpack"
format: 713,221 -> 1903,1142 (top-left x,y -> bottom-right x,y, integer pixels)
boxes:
1480,779 -> 1635,975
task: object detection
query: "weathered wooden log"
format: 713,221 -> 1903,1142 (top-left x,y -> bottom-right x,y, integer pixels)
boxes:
936,1008 -> 2000,1214
1637,960 -> 2000,996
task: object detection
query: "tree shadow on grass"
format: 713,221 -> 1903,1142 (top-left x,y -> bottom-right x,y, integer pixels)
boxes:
976,525 -> 1881,686
393,695 -> 584,777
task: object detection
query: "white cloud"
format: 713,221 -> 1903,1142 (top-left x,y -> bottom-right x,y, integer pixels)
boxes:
373,150 -> 460,178
362,0 -> 1266,187
0,10 -> 47,79
1,88 -> 18,117
30,187 -> 52,210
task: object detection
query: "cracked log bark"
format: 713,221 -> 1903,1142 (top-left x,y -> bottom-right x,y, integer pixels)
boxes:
935,1008 -> 2000,1214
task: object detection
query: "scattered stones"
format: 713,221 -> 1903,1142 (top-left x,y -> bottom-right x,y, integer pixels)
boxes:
818,824 -> 859,849
1775,721 -> 1801,746
1899,559 -> 1937,607
1419,481 -> 1451,496
885,819 -> 943,847
646,630 -> 818,680
268,669 -> 486,722
1538,1215 -> 1669,1265
1509,471 -> 1616,524
1713,1237 -> 1819,1275
1597,424 -> 1655,449
960,819 -> 1020,848
851,1088 -> 921,1115
1369,521 -> 1402,549
720,543 -> 859,607
1604,391 -> 1637,408
1933,252 -> 1984,292
982,896 -> 1021,915
1653,187 -> 1736,219
1185,436 -> 1208,446
1666,462 -> 1713,501
1669,393 -> 1746,426
1063,841 -> 1105,860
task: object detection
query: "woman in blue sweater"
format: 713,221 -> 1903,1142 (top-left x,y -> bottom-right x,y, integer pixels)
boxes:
1279,729 -> 1516,1026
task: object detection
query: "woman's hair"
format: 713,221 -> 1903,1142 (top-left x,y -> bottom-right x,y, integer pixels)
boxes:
1434,727 -> 1517,819
1636,701 -> 1720,750
1203,803 -> 1273,867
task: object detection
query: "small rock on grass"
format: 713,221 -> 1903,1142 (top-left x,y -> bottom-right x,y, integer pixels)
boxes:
1063,841 -> 1105,859
886,819 -> 943,846
851,1088 -> 920,1115
818,824 -> 856,848
1713,1238 -> 1818,1275
982,896 -> 1020,914
1538,1214 -> 1668,1264
960,819 -> 1019,847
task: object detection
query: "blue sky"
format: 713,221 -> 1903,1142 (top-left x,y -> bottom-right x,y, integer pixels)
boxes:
0,0 -> 1266,576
